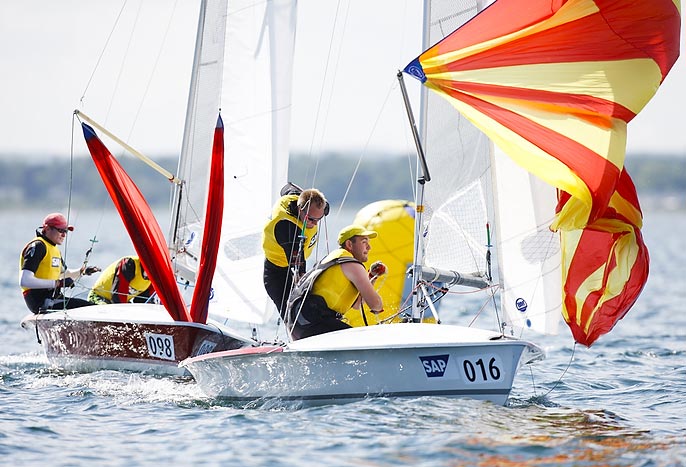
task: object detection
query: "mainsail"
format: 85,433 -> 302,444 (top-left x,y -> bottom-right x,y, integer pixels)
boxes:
170,0 -> 298,325
78,0 -> 297,326
405,0 -> 681,345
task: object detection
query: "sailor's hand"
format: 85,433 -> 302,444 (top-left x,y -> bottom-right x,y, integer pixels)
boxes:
56,278 -> 74,289
83,266 -> 101,276
369,261 -> 387,278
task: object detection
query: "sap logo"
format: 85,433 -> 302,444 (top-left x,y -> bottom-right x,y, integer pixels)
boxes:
419,354 -> 450,378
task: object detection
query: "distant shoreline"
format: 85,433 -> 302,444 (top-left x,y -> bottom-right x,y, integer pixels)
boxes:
1,153 -> 684,212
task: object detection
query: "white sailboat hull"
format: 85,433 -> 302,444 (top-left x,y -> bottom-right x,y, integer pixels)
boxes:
181,323 -> 544,405
21,304 -> 254,376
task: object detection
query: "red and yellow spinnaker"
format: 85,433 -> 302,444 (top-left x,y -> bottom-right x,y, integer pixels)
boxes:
404,0 -> 680,345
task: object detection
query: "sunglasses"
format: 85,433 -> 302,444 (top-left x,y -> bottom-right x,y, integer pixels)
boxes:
51,226 -> 69,234
306,214 -> 324,223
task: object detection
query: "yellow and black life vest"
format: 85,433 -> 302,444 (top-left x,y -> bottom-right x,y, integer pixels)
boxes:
262,194 -> 318,267
91,257 -> 150,302
19,236 -> 61,292
310,249 -> 361,315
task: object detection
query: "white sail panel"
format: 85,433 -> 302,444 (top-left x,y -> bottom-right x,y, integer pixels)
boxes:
170,0 -> 296,324
171,0 -> 228,283
210,0 -> 297,324
420,0 -> 494,279
493,148 -> 561,335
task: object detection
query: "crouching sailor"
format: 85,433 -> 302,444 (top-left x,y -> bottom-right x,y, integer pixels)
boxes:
287,225 -> 387,340
19,212 -> 97,313
88,255 -> 155,304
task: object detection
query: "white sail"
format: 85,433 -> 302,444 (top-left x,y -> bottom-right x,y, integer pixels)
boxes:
492,148 -> 561,336
171,0 -> 297,324
419,0 -> 494,279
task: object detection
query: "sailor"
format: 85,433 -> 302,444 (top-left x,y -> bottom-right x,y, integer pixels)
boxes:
19,212 -> 99,313
88,256 -> 155,304
262,183 -> 328,318
287,224 -> 387,340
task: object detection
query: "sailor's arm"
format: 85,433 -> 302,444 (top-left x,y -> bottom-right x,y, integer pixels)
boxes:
341,262 -> 383,313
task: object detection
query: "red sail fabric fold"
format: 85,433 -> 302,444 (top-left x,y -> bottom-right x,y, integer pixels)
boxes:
82,123 -> 190,322
559,170 -> 649,346
189,114 -> 224,324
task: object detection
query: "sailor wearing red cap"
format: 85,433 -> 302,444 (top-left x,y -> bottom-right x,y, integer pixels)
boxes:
19,212 -> 98,313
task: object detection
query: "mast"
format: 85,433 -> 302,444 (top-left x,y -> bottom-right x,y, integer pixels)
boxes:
168,0 -> 229,286
169,0 -> 208,251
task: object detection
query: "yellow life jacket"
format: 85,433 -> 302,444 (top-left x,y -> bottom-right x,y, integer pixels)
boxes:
91,257 -> 150,302
20,236 -> 61,292
262,194 -> 318,267
311,249 -> 361,315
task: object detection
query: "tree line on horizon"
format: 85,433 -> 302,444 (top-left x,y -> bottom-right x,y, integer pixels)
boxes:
0,152 -> 683,211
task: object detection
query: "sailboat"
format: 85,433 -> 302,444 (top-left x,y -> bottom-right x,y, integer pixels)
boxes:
179,1 -> 547,405
181,0 -> 679,404
20,0 -> 298,375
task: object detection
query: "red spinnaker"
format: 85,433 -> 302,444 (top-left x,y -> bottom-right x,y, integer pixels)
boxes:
82,123 -> 190,322
189,114 -> 224,323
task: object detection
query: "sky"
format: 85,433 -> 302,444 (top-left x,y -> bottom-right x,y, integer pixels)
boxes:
1,1 -> 684,161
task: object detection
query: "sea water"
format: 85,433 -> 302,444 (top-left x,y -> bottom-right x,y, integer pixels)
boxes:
1,208 -> 685,466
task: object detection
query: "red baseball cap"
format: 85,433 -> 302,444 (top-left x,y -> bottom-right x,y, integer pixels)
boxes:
43,212 -> 74,231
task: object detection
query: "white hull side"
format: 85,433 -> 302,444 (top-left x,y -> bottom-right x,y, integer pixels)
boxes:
182,324 -> 544,405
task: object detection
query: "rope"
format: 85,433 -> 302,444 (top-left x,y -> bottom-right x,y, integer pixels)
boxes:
539,342 -> 576,400
104,1 -> 143,126
303,0 -> 349,188
335,79 -> 399,216
124,0 -> 180,146
80,1 -> 129,106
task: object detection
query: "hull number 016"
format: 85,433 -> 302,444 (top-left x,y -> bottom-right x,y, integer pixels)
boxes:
462,357 -> 502,382
145,333 -> 176,361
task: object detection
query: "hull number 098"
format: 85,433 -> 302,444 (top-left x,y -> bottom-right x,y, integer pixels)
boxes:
145,333 -> 176,361
462,357 -> 501,382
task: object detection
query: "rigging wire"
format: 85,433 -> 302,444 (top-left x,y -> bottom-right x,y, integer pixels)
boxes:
531,342 -> 577,402
309,0 -> 351,170
104,1 -> 144,127
80,0 -> 129,107
303,0 -> 347,188
335,79 -> 401,216
124,0 -> 180,147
